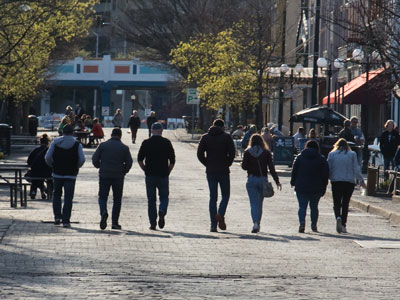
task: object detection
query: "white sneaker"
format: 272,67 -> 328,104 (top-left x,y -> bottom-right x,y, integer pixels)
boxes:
336,217 -> 342,233
252,223 -> 260,233
342,225 -> 347,233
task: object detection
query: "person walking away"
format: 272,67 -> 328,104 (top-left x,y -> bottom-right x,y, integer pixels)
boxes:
197,119 -> 235,232
241,134 -> 281,233
127,110 -> 141,143
92,128 -> 133,230
45,125 -> 85,228
27,134 -> 52,200
291,140 -> 329,233
328,138 -> 366,233
349,116 -> 364,166
138,122 -> 175,230
146,111 -> 158,138
261,127 -> 274,152
338,120 -> 355,143
58,116 -> 70,136
112,109 -> 123,128
379,120 -> 399,176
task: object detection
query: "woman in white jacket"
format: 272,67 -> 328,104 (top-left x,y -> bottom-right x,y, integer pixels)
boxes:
327,138 -> 366,233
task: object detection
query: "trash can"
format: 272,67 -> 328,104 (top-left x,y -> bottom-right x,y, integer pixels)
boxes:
28,115 -> 38,136
367,167 -> 377,196
0,124 -> 11,155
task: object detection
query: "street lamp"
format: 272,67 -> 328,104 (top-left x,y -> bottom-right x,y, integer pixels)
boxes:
278,64 -> 289,131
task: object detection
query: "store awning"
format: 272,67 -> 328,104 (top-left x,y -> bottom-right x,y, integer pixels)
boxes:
322,67 -> 389,105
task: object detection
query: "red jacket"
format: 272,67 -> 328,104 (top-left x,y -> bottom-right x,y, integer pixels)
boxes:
92,123 -> 104,138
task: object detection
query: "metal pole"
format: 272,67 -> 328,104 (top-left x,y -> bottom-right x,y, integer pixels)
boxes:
191,104 -> 195,140
327,63 -> 332,106
278,0 -> 287,131
362,58 -> 370,173
311,0 -> 321,105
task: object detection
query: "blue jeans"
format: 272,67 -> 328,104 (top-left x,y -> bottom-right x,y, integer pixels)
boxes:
206,173 -> 230,228
98,177 -> 124,225
296,192 -> 321,227
53,178 -> 76,224
145,176 -> 169,226
246,175 -> 265,224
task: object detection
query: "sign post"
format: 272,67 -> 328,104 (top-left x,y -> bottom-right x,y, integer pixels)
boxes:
186,88 -> 200,140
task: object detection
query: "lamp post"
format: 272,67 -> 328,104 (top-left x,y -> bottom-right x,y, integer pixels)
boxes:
278,63 -> 289,131
317,57 -> 345,107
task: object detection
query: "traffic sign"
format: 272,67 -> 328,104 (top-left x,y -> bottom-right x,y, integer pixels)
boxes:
186,88 -> 200,105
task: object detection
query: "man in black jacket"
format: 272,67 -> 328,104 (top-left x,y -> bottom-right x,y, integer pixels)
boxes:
138,122 -> 175,230
197,119 -> 235,232
92,128 -> 133,230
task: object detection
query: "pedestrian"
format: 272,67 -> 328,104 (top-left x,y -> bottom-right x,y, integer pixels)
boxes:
112,108 -> 123,128
308,128 -> 318,140
338,120 -> 355,143
127,110 -> 141,144
261,126 -> 274,151
27,133 -> 52,200
349,116 -> 365,146
197,119 -> 235,232
146,111 -> 158,137
92,128 -> 133,230
232,125 -> 244,139
75,104 -> 84,118
327,138 -> 366,233
88,118 -> 104,146
241,134 -> 281,233
290,140 -> 329,233
58,115 -> 70,136
293,127 -> 306,149
138,122 -> 175,230
45,124 -> 85,228
379,119 -> 399,174
241,125 -> 257,150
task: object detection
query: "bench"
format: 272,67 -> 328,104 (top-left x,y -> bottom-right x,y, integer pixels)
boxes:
11,135 -> 39,145
0,176 -> 53,207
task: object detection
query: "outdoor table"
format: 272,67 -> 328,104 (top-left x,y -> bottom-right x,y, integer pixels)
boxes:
74,131 -> 90,146
0,163 -> 29,207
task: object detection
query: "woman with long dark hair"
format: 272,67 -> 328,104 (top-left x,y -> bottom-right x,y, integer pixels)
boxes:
328,138 -> 366,233
241,134 -> 281,233
291,140 -> 329,233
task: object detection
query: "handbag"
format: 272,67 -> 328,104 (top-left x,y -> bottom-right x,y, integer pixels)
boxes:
256,157 -> 274,198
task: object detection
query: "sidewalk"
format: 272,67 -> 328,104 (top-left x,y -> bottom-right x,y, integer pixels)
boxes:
174,128 -> 400,227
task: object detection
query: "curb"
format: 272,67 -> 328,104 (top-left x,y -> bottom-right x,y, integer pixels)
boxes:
326,191 -> 400,226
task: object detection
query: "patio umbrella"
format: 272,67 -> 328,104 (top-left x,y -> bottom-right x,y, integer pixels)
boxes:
289,105 -> 347,126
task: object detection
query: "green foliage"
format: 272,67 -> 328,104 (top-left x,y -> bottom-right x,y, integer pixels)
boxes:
170,29 -> 259,111
0,0 -> 98,102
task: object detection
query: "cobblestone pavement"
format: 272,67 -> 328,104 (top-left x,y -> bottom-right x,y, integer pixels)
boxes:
1,128 -> 400,299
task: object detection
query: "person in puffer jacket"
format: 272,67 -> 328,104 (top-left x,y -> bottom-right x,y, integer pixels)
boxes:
291,140 -> 329,234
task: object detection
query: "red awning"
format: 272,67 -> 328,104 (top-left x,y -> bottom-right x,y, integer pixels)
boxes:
322,67 -> 388,105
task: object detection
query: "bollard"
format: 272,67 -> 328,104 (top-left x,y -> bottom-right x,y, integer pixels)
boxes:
367,167 -> 377,196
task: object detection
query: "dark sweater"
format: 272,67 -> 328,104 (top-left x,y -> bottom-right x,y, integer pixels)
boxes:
27,145 -> 52,177
53,142 -> 79,176
197,126 -> 235,174
127,116 -> 141,129
380,130 -> 400,158
137,135 -> 175,177
290,148 -> 329,195
92,137 -> 133,178
241,146 -> 280,184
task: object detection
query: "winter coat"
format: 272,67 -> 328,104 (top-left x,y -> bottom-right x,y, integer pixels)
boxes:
328,149 -> 364,184
380,130 -> 400,159
197,126 -> 235,174
290,148 -> 329,195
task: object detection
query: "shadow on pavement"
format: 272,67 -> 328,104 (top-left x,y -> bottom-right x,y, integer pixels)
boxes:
318,232 -> 400,242
161,230 -> 219,239
125,230 -> 172,238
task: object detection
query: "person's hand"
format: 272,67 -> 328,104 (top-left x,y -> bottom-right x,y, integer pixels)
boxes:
361,181 -> 367,189
277,183 -> 282,191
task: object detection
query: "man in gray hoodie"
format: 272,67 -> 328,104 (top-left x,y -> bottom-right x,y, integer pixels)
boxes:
92,128 -> 133,230
45,125 -> 85,228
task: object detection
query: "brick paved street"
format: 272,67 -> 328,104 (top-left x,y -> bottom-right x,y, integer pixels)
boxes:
1,128 -> 400,299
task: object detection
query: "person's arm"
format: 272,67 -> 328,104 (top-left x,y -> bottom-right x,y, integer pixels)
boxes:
137,142 -> 146,172
241,151 -> 248,170
45,142 -> 55,167
167,141 -> 175,175
290,156 -> 299,188
266,152 -> 281,190
353,151 -> 365,186
77,143 -> 85,168
197,136 -> 207,166
124,147 -> 133,174
227,135 -> 235,166
92,144 -> 101,169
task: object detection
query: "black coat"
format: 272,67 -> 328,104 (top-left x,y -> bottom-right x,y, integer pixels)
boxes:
127,116 -> 141,129
197,126 -> 235,174
27,145 -> 52,177
380,130 -> 400,158
290,148 -> 329,196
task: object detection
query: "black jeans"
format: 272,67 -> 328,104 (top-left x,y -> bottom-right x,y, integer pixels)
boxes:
331,181 -> 355,226
98,177 -> 124,225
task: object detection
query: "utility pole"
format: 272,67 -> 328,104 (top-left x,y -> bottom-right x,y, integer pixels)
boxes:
278,0 -> 287,131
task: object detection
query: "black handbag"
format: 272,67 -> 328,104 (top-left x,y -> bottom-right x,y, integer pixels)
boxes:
256,157 -> 274,198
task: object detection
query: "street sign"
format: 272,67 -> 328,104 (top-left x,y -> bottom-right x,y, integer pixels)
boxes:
102,106 -> 110,116
186,88 -> 200,105
273,136 -> 295,165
